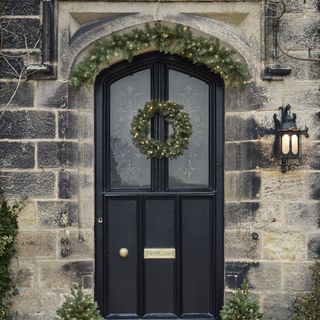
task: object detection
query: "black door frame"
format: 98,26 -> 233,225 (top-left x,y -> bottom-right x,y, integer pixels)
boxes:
95,52 -> 225,319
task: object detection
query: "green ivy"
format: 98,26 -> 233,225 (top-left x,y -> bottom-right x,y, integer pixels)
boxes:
0,193 -> 22,320
56,284 -> 103,320
70,23 -> 250,88
291,261 -> 320,320
220,280 -> 264,320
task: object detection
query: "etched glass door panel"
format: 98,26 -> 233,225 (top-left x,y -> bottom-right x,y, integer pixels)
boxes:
168,69 -> 209,189
110,69 -> 151,189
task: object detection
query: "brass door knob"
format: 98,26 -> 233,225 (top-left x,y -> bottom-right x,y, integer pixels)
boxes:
119,248 -> 129,258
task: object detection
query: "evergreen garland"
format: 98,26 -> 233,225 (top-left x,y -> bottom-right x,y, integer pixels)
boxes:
56,284 -> 103,320
70,23 -> 250,88
131,100 -> 192,159
291,261 -> 320,320
220,280 -> 264,320
0,193 -> 22,320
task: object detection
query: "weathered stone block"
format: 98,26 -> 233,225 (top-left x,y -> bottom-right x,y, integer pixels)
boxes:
58,171 -> 79,199
37,201 -> 78,228
79,143 -> 94,168
9,311 -> 56,320
261,293 -> 295,320
279,15 -> 320,50
305,173 -> 320,200
15,231 -> 56,258
58,230 -> 94,259
308,233 -> 320,260
305,143 -> 320,170
225,172 -> 261,201
225,82 -> 268,112
58,111 -> 78,139
68,85 -> 93,110
225,261 -> 259,290
0,142 -> 34,168
312,112 -> 320,140
15,261 -> 35,290
255,202 -> 283,231
38,142 -> 78,168
263,232 -> 306,260
1,0 -> 40,15
247,262 -> 282,291
283,81 -> 320,110
0,81 -> 34,108
79,112 -> 94,139
11,292 -> 59,315
58,111 -> 94,140
0,53 -> 25,78
225,231 -> 261,260
79,171 -> 94,198
38,261 -> 93,290
225,115 -> 260,141
261,172 -> 304,200
1,18 -> 41,49
35,81 -> 68,108
283,262 -> 313,291
18,201 -> 37,230
225,142 -> 273,171
0,111 -> 55,139
225,202 -> 259,230
284,202 -> 320,231
79,199 -> 95,229
283,0 -> 303,12
0,172 -> 55,198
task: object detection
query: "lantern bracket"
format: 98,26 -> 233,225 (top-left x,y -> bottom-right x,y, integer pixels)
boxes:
263,105 -> 309,173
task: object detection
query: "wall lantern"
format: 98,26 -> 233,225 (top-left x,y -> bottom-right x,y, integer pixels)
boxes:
267,105 -> 309,173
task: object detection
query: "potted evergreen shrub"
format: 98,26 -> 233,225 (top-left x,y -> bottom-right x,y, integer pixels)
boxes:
220,280 -> 264,320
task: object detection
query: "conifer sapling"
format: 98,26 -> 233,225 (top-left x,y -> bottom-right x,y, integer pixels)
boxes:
56,284 -> 103,320
220,280 -> 264,320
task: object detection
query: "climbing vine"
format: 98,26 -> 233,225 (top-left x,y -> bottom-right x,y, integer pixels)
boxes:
70,23 -> 250,88
0,193 -> 22,319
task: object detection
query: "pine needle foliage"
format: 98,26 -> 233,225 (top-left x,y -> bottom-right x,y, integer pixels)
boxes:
0,193 -> 22,320
291,261 -> 320,320
70,23 -> 250,88
220,280 -> 264,320
56,284 -> 103,320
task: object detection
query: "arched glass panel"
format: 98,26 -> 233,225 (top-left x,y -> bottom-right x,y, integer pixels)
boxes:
168,69 -> 209,189
110,69 -> 151,188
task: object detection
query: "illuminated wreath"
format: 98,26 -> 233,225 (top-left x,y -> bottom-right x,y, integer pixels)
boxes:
131,101 -> 193,159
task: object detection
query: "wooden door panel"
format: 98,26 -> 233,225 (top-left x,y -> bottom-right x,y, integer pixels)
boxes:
107,199 -> 138,316
145,260 -> 175,315
181,198 -> 212,316
144,198 -> 176,315
145,199 -> 175,247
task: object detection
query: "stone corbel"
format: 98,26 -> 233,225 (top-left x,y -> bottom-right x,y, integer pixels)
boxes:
27,0 -> 57,80
263,0 -> 291,80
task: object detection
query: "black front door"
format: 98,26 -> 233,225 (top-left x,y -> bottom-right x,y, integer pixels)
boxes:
95,52 -> 224,320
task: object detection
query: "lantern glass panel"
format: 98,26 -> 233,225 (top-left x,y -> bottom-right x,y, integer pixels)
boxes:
292,134 -> 299,155
282,134 -> 290,155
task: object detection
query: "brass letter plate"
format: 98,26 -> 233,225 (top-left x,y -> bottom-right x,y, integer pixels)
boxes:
144,248 -> 176,259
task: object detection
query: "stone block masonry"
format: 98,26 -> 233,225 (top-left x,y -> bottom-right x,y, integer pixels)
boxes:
0,0 -> 319,319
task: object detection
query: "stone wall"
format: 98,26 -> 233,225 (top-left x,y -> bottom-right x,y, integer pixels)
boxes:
0,0 -> 319,319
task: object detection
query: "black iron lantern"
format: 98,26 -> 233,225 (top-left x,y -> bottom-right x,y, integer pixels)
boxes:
268,105 -> 309,173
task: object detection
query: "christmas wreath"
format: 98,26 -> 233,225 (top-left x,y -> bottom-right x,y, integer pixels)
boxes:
131,101 -> 192,159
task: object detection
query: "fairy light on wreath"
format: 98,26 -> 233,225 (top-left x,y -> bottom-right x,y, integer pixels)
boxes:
131,101 -> 193,159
